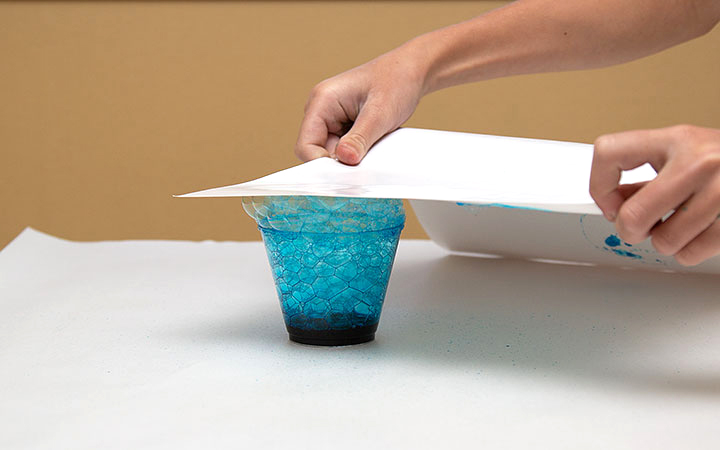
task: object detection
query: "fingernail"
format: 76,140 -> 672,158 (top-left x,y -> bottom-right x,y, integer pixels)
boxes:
606,210 -> 617,222
337,143 -> 360,165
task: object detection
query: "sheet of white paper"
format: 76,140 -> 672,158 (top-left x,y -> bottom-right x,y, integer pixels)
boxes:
178,127 -> 657,215
3,229 -> 720,449
178,128 -> 720,273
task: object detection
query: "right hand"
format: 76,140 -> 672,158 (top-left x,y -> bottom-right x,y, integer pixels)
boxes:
590,125 -> 720,266
295,48 -> 428,165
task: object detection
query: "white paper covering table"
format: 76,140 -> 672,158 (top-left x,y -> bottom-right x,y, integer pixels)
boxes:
2,228 -> 720,449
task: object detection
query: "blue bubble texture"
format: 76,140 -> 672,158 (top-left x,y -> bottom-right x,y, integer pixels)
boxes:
243,196 -> 405,331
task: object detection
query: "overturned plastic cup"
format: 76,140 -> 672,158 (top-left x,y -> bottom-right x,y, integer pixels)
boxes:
242,196 -> 405,346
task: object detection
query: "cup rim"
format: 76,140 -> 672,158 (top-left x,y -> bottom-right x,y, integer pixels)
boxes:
257,224 -> 404,236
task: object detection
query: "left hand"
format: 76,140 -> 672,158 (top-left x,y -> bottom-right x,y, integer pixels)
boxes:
590,124 -> 720,266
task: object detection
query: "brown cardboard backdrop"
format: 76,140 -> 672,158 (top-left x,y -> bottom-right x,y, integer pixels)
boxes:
2,1 -> 719,249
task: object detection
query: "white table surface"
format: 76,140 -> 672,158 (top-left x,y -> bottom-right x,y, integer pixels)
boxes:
2,228 -> 720,449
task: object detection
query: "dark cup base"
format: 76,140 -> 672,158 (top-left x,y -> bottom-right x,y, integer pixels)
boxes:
287,323 -> 379,346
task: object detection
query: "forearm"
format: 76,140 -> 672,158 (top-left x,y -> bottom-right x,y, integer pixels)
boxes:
404,0 -> 720,94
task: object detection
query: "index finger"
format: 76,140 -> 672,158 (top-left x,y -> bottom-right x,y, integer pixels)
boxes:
589,129 -> 670,220
295,114 -> 332,162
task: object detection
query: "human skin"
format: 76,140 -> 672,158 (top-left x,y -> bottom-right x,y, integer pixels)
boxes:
295,0 -> 720,265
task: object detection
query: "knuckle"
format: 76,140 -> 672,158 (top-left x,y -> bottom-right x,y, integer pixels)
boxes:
303,96 -> 315,113
674,247 -> 700,267
709,179 -> 720,205
695,151 -> 720,173
306,83 -> 328,112
588,188 -> 604,208
593,135 -> 613,156
588,185 -> 599,203
344,132 -> 368,151
361,99 -> 386,117
650,229 -> 676,255
669,124 -> 699,142
588,178 -> 604,201
294,145 -> 308,161
310,81 -> 329,97
681,148 -> 720,181
308,81 -> 334,102
616,203 -> 647,239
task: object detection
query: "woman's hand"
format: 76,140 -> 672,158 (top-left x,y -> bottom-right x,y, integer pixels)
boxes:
590,125 -> 720,266
295,46 -> 429,165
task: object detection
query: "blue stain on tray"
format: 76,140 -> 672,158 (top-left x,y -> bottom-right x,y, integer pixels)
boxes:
609,247 -> 642,260
579,215 -> 667,265
603,234 -> 642,259
604,235 -> 622,247
456,202 -> 552,212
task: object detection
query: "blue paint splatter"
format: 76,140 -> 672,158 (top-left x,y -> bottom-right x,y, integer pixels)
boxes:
609,248 -> 642,259
579,215 -> 669,265
603,234 -> 642,259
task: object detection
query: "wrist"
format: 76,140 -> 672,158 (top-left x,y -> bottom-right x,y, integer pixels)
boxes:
406,31 -> 448,96
400,21 -> 497,96
392,29 -> 454,97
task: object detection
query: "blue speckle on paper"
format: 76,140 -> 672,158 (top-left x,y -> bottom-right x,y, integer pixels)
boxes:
607,248 -> 642,259
604,235 -> 621,247
602,234 -> 641,259
579,215 -> 668,265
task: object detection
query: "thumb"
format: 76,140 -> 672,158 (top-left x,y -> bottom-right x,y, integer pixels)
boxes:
335,102 -> 394,165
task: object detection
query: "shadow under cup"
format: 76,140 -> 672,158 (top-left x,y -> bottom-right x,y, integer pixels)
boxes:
243,196 -> 405,346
